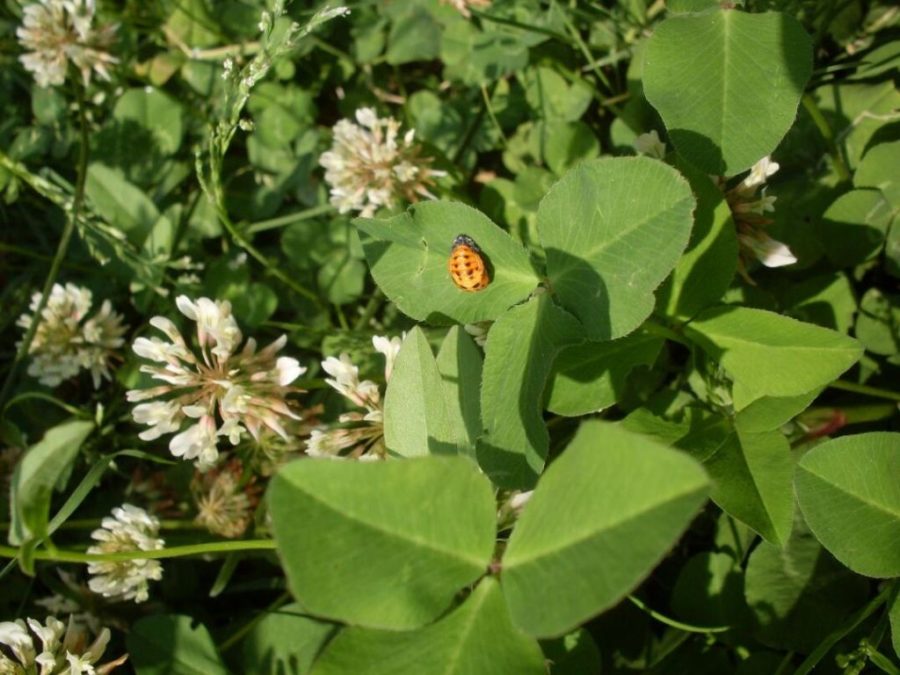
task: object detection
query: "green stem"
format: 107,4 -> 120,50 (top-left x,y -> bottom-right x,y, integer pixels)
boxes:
554,0 -> 616,101
245,203 -> 336,234
628,595 -> 730,634
828,380 -> 900,402
352,288 -> 384,331
801,94 -> 852,183
0,539 -> 276,564
794,581 -> 896,675
0,84 -> 89,409
218,591 -> 292,652
643,319 -> 692,347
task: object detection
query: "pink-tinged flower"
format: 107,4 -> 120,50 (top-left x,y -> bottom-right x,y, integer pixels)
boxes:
319,108 -> 445,217
127,296 -> 306,469
441,0 -> 491,18
17,0 -> 118,88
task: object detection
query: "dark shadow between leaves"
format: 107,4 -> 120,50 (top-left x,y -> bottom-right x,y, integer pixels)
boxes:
668,128 -> 726,176
544,247 -> 610,341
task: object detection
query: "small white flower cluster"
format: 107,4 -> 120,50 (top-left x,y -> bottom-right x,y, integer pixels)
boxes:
320,108 -> 445,217
0,614 -> 124,674
17,0 -> 118,88
306,335 -> 403,460
725,156 -> 797,278
86,504 -> 164,604
17,283 -> 127,389
441,0 -> 492,18
127,296 -> 306,469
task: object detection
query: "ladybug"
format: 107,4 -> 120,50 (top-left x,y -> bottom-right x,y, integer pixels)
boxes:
448,234 -> 491,292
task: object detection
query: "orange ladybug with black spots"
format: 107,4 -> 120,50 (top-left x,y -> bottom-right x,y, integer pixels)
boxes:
448,234 -> 490,292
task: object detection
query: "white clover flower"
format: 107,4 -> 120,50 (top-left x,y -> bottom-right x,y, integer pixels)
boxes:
307,335 -> 404,460
192,460 -> 258,539
440,0 -> 491,18
723,156 -> 796,280
372,334 -> 403,381
319,108 -> 445,217
633,130 -> 667,160
17,0 -> 118,88
740,156 -> 780,190
127,296 -> 306,469
17,283 -> 127,389
86,504 -> 164,604
0,615 -> 125,674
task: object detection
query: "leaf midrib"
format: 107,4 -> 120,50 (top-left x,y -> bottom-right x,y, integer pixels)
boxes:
283,476 -> 490,569
504,481 -> 706,569
799,465 -> 900,521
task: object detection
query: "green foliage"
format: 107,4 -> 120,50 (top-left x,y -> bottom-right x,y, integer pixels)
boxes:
2,0 -> 898,672
644,9 -> 813,175
795,433 -> 900,578
268,456 -> 496,629
9,419 -> 93,546
355,201 -> 540,324
501,422 -> 709,637
129,615 -> 229,675
538,157 -> 695,340
311,579 -> 545,675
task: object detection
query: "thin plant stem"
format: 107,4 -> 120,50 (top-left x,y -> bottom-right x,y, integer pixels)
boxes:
794,581 -> 896,675
0,539 -> 277,564
0,83 -> 90,409
628,595 -> 731,634
828,380 -> 900,402
801,94 -> 852,183
352,288 -> 384,331
245,203 -> 336,234
218,591 -> 292,652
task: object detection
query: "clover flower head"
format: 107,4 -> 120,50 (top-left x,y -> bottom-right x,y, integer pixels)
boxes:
724,155 -> 796,281
192,460 -> 259,539
17,0 -> 118,88
86,504 -> 164,604
306,334 -> 404,460
17,283 -> 127,389
440,0 -> 491,18
319,108 -> 445,217
633,130 -> 667,160
0,615 -> 124,674
127,296 -> 306,469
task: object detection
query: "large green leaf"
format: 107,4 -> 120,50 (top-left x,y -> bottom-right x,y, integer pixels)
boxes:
684,306 -> 863,409
819,189 -> 893,268
129,615 -> 228,675
795,432 -> 900,578
856,141 -> 900,207
643,9 -> 812,175
383,327 -> 457,457
477,295 -> 584,489
436,326 -> 483,456
699,427 -> 794,546
657,160 -> 737,319
355,201 -> 539,324
85,163 -> 162,245
537,157 -> 695,340
501,422 -> 709,637
546,331 -> 663,416
239,603 -> 336,675
743,522 -> 869,652
9,419 -> 93,545
310,578 -> 545,675
268,456 -> 496,629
